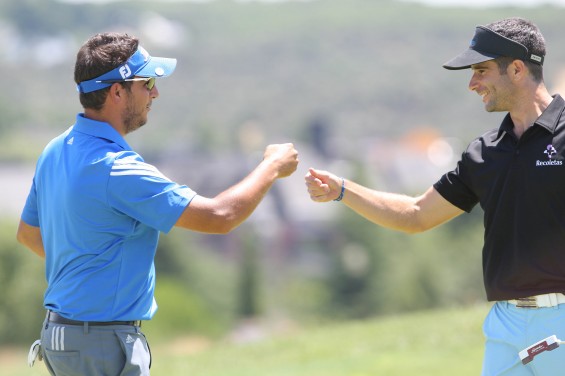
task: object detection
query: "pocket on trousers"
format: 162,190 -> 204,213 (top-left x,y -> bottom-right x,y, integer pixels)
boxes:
115,330 -> 151,376
43,349 -> 81,376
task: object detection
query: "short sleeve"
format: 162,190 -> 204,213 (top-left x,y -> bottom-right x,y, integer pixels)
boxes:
107,152 -> 197,233
433,150 -> 479,213
21,178 -> 40,227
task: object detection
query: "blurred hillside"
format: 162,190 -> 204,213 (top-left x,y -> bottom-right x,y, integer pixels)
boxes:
2,0 -> 565,159
3,0 -> 565,222
1,0 -> 565,346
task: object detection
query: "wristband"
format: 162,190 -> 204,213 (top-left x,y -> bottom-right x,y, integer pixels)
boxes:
334,178 -> 345,202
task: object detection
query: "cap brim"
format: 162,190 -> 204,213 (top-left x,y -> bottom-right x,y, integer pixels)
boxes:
442,49 -> 499,70
136,56 -> 177,77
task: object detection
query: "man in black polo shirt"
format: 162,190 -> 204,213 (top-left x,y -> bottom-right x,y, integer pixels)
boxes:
305,17 -> 565,375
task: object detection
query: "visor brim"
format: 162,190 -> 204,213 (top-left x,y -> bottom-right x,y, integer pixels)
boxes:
136,56 -> 177,77
443,49 -> 499,70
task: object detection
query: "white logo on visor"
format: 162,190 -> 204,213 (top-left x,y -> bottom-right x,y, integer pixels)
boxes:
531,54 -> 542,63
119,65 -> 132,79
138,46 -> 150,62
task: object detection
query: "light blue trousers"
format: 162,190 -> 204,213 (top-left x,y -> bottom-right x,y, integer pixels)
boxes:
482,301 -> 565,376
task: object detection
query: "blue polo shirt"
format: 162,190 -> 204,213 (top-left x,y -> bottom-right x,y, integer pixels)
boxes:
21,114 -> 196,321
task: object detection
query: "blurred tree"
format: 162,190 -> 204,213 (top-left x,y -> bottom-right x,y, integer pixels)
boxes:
321,162 -> 485,319
236,230 -> 262,319
323,164 -> 384,319
0,220 -> 46,345
0,95 -> 17,136
5,0 -> 71,37
3,0 -> 136,39
152,230 -> 238,337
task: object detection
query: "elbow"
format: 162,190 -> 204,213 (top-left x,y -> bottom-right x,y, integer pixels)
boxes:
205,209 -> 243,234
214,214 -> 243,234
401,226 -> 426,235
16,230 -> 25,245
209,201 -> 252,234
213,221 -> 238,235
16,225 -> 30,246
16,227 -> 38,254
402,219 -> 437,235
396,213 -> 431,235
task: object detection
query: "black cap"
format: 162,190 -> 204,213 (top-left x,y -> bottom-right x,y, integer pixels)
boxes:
443,26 -> 544,70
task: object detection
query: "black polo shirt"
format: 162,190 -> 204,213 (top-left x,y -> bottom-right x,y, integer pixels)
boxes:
434,94 -> 565,301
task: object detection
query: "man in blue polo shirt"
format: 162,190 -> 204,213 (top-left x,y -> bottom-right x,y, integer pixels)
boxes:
306,17 -> 565,375
17,32 -> 298,375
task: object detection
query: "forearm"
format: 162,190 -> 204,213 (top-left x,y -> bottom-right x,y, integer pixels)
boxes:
177,143 -> 298,233
16,220 -> 45,258
305,168 -> 463,233
177,160 -> 281,234
213,159 -> 279,229
341,179 -> 425,234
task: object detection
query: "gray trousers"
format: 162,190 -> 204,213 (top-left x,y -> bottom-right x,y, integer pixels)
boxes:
40,316 -> 151,376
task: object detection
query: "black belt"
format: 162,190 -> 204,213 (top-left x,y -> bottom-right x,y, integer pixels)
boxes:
47,311 -> 142,327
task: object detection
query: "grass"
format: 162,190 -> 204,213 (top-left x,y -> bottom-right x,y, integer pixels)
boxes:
3,303 -> 490,376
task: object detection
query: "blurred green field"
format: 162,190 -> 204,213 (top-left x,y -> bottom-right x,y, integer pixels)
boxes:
3,303 -> 490,376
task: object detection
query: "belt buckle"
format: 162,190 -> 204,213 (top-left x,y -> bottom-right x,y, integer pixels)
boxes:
516,297 -> 538,309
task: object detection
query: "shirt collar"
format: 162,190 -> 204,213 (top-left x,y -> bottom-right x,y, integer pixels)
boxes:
535,94 -> 565,132
493,94 -> 565,141
73,113 -> 132,151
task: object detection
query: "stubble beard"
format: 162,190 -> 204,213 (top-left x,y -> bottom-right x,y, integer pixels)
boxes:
122,99 -> 147,135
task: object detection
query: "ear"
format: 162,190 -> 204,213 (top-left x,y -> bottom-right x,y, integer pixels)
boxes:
509,59 -> 527,82
107,82 -> 125,104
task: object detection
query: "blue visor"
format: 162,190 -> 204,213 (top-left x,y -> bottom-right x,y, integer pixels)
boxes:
77,46 -> 177,93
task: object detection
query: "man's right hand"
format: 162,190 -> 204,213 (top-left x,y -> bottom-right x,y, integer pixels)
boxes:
176,142 -> 299,234
263,143 -> 299,178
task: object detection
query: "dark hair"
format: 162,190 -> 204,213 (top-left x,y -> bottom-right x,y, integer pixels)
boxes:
487,18 -> 545,82
74,33 -> 139,110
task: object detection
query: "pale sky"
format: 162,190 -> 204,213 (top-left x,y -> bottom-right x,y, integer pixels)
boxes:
57,0 -> 565,6
400,0 -> 565,6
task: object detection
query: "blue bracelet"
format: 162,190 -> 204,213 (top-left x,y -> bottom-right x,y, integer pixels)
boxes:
334,178 -> 345,202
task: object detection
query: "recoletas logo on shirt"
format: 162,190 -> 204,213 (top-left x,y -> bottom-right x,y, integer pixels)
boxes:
537,144 -> 563,166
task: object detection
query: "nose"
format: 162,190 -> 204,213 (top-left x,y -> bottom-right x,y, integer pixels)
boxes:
151,85 -> 159,99
468,72 -> 479,92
